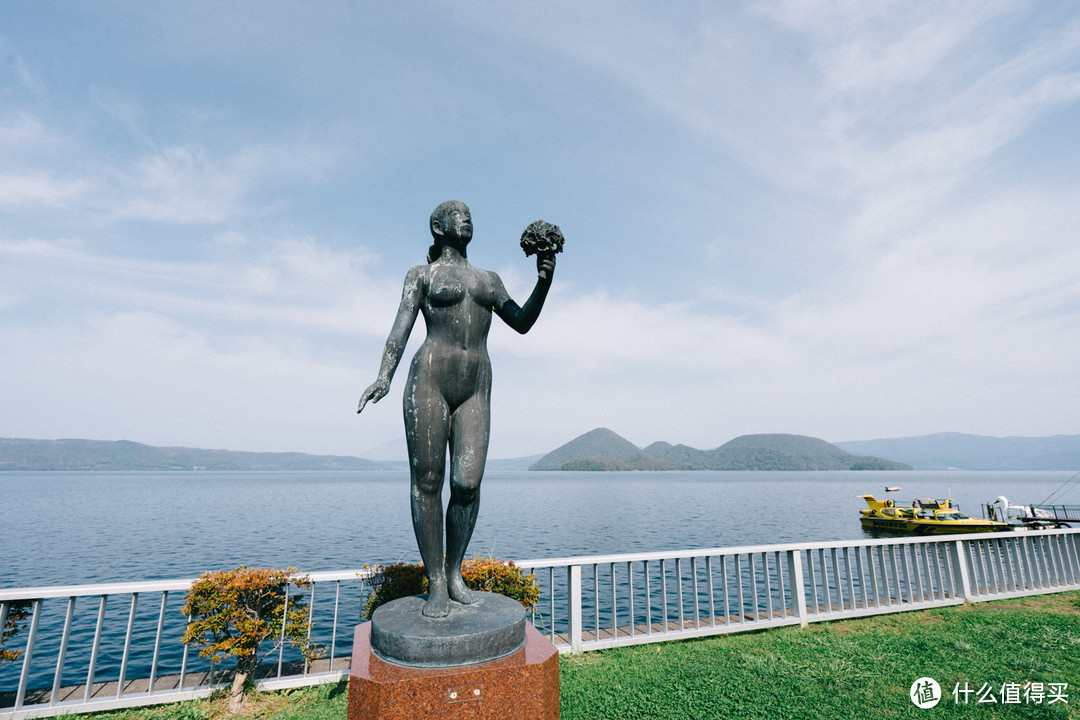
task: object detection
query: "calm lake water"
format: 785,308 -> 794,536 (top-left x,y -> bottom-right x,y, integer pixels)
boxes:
2,469 -> 1075,589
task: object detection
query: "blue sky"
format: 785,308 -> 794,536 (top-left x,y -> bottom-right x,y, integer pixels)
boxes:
2,1 -> 1079,459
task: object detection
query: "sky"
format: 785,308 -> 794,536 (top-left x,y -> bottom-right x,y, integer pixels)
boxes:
2,1 -> 1079,460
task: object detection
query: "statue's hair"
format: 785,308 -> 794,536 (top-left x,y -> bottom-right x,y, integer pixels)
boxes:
428,201 -> 466,263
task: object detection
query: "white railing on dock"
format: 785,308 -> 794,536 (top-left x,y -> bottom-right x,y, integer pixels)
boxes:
2,528 -> 1079,719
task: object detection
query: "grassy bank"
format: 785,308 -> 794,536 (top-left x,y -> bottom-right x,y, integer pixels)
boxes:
561,592 -> 1080,719
79,592 -> 1080,720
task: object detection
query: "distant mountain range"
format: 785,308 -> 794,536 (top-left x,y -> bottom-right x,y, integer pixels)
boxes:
835,433 -> 1080,471
0,438 -> 387,472
4,430 -> 1078,472
529,429 -> 912,471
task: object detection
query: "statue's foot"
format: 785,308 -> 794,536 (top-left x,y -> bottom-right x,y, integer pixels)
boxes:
448,573 -> 474,605
422,586 -> 451,618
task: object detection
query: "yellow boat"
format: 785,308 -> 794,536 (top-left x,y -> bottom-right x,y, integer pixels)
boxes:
859,495 -> 1010,535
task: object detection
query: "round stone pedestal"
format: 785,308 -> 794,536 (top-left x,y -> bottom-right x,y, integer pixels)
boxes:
369,592 -> 526,668
348,620 -> 559,720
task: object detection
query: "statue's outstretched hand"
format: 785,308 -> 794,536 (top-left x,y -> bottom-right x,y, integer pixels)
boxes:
537,254 -> 556,281
357,380 -> 390,414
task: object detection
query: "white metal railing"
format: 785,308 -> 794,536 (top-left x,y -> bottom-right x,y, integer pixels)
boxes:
0,570 -> 375,720
514,528 -> 1080,653
2,528 -> 1079,719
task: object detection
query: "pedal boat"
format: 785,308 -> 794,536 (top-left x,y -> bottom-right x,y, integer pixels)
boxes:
859,495 -> 1010,535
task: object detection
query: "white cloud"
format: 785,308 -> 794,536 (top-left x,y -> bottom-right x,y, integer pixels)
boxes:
13,53 -> 46,96
0,172 -> 88,208
102,146 -> 253,224
0,236 -> 400,337
0,112 -> 53,148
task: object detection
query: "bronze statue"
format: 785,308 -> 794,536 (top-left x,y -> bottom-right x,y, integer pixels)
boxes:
358,201 -> 559,618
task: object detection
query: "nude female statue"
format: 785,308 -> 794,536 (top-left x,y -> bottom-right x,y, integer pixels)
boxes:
357,201 -> 555,618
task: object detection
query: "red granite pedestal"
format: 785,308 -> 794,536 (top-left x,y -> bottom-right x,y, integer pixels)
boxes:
347,621 -> 559,720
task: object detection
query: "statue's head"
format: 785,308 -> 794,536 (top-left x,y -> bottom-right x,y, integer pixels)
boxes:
429,201 -> 472,246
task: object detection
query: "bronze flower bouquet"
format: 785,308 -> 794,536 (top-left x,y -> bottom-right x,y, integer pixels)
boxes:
519,220 -> 565,259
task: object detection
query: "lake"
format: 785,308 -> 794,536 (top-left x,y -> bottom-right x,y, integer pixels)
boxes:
2,469 -> 1074,589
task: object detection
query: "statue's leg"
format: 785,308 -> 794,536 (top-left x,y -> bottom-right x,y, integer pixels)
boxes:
404,379 -> 452,618
445,392 -> 490,605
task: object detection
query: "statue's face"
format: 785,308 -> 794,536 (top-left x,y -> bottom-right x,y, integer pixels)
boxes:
442,203 -> 472,243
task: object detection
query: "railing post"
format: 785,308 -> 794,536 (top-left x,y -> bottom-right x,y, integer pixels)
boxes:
568,564 -> 583,652
1027,536 -> 1044,588
304,583 -> 316,675
953,541 -> 974,602
1072,532 -> 1080,582
84,594 -> 108,702
149,592 -> 167,693
117,592 -> 139,699
52,596 -> 77,705
1067,532 -> 1080,584
15,599 -> 42,711
277,584 -> 291,678
787,550 -> 807,627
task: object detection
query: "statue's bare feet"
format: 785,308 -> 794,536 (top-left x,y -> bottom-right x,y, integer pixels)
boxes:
447,573 -> 474,605
422,584 -> 451,618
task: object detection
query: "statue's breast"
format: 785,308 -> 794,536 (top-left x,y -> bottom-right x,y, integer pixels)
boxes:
427,268 -> 467,307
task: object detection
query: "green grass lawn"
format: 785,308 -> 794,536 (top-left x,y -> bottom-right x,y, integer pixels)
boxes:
81,591 -> 1080,720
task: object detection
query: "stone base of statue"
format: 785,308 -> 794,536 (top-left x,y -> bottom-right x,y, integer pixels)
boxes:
347,596 -> 559,719
370,592 -> 527,667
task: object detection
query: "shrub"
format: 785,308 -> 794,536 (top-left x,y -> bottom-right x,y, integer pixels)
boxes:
1,599 -> 33,663
363,557 -> 540,620
181,567 -> 323,714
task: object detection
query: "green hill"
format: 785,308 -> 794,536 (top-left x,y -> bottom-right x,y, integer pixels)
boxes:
0,438 -> 386,471
532,430 -> 911,471
529,428 -> 642,470
701,434 -> 908,471
559,453 -> 695,471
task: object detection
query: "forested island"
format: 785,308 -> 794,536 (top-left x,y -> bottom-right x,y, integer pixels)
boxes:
529,429 -> 912,471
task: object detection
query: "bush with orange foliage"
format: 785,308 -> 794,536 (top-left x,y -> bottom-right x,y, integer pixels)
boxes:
181,566 -> 323,713
362,557 -> 539,620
